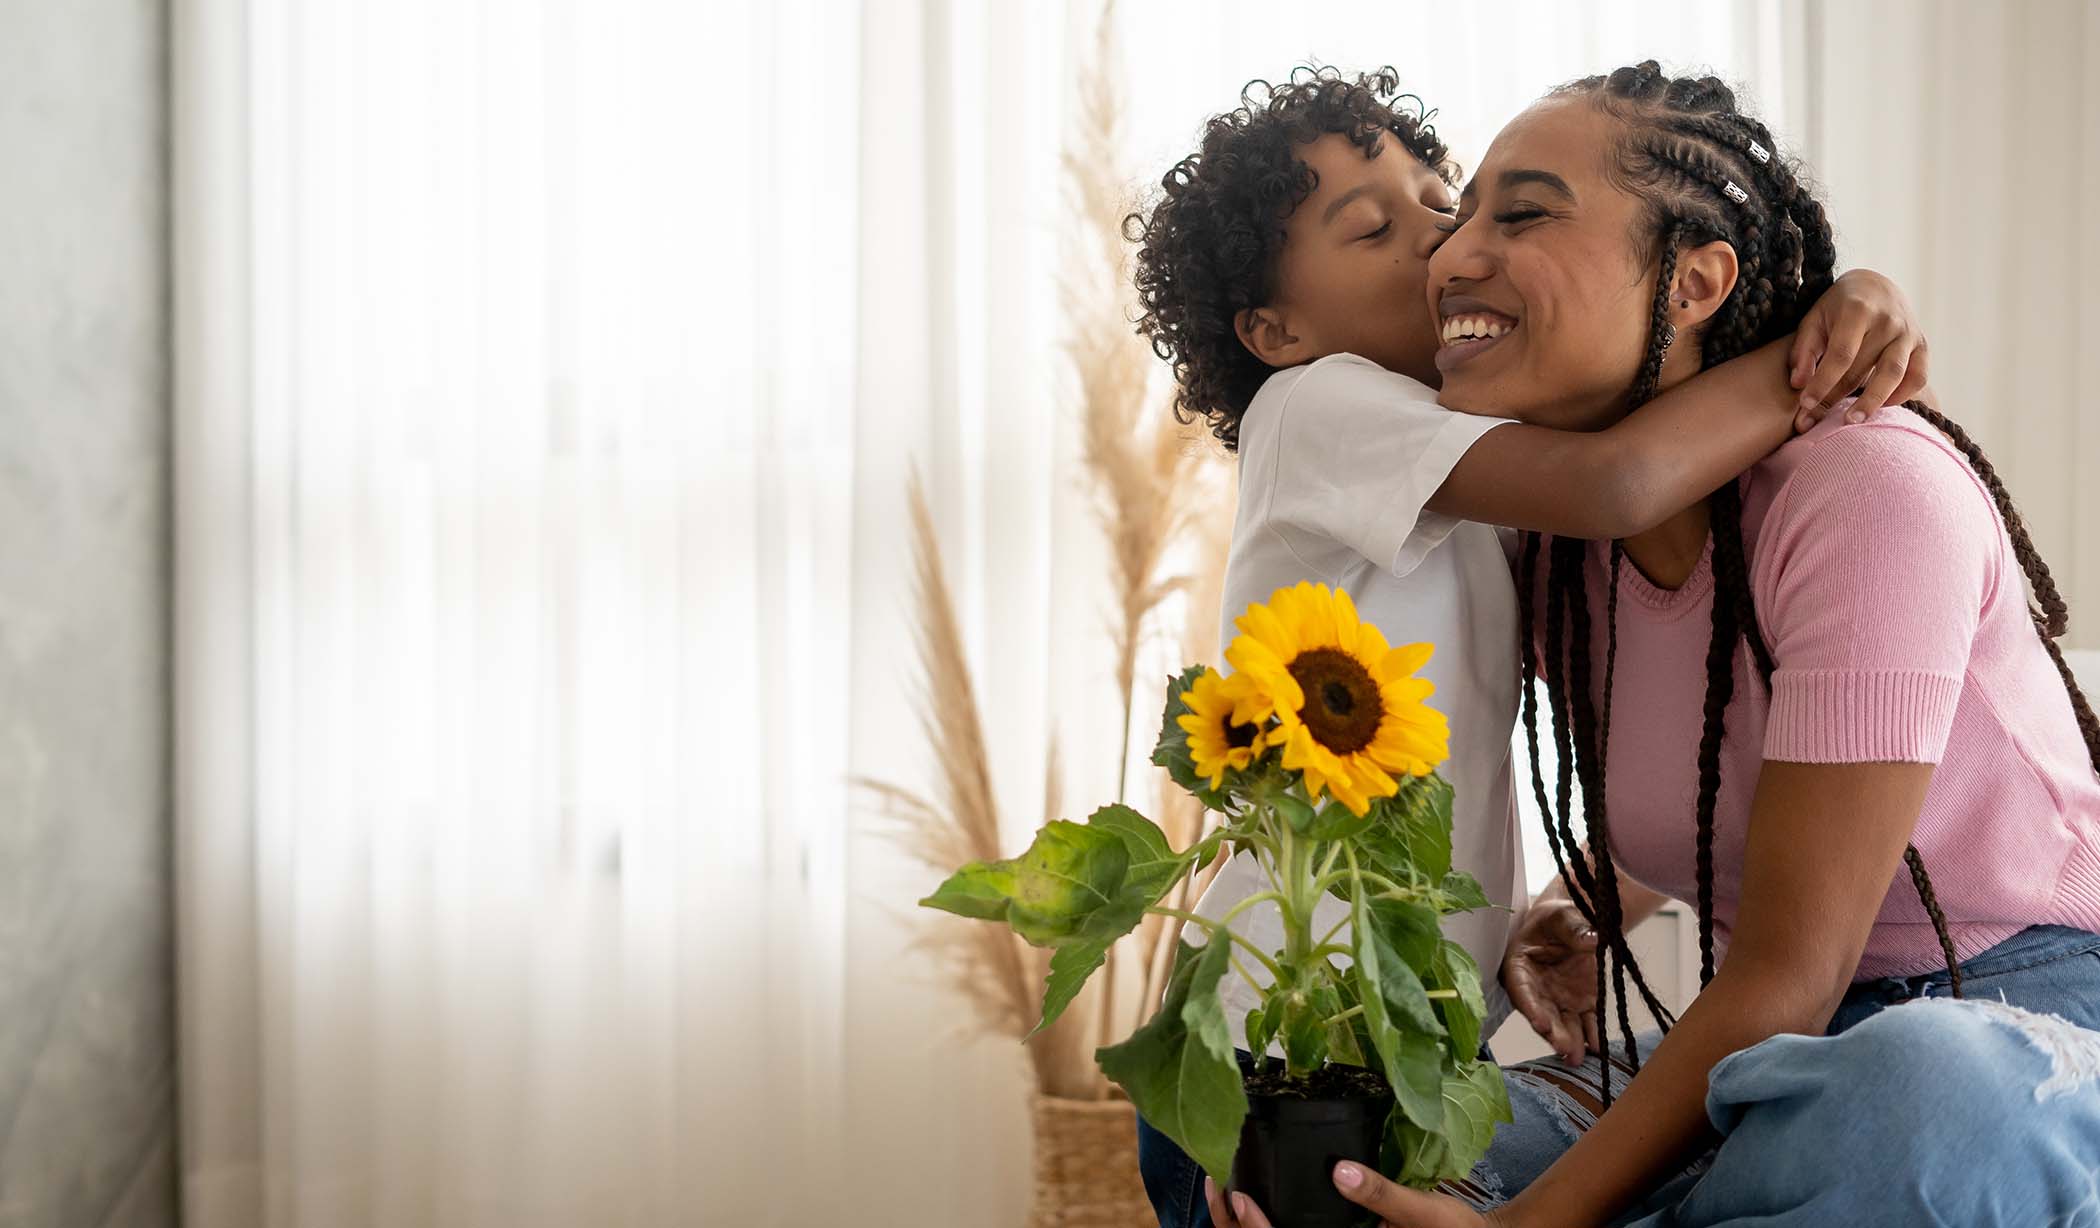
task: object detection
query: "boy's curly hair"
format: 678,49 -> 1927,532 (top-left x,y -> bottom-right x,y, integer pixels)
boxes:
1123,66 -> 1456,452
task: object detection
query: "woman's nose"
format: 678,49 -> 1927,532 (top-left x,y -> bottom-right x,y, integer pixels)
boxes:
1427,221 -> 1491,285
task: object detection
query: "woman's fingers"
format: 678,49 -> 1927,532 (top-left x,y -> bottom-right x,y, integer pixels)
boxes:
1581,1008 -> 1601,1056
1332,1160 -> 1486,1228
1206,1176 -> 1278,1228
1204,1175 -> 1275,1228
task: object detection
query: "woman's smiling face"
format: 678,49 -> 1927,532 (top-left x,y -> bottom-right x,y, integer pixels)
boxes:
1234,131 -> 1459,387
1426,97 -> 1665,430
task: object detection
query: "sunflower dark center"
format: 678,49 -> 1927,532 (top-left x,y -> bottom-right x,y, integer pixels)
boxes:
1287,648 -> 1382,756
1225,718 -> 1260,751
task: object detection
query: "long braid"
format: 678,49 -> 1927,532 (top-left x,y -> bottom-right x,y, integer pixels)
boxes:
1519,532 -> 1606,935
1601,545 -> 1643,1080
1562,64 -> 1999,1007
1693,484 -> 1750,985
1897,400 -> 2100,996
1521,529 -> 1679,1099
1905,403 -> 2100,766
1565,537 -> 1671,1101
1529,62 -> 2100,1099
1526,63 -> 2007,1071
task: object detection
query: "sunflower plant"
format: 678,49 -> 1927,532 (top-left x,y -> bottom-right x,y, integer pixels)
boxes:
920,582 -> 1512,1189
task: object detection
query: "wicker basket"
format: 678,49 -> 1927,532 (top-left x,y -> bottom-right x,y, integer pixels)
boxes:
1025,1092 -> 1157,1228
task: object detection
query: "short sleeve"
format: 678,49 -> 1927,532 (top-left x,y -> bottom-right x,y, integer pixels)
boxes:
1260,355 -> 1513,580
1752,421 -> 2003,764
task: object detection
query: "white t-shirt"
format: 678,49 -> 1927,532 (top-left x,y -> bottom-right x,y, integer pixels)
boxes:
1186,352 -> 1524,1057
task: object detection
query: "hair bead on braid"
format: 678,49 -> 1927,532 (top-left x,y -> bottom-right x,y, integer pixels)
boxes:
1517,62 -> 2100,1114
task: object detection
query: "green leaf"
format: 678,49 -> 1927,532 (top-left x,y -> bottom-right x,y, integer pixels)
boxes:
1305,798 -> 1377,842
1030,806 -> 1206,1036
1365,896 -> 1442,974
1243,1001 -> 1278,1063
1436,869 -> 1492,914
922,804 -> 1206,1039
1279,981 -> 1332,1073
1151,666 -> 1233,812
1355,774 -> 1456,885
1097,936 -> 1249,1185
916,862 -> 1019,922
1327,964 -> 1379,1066
920,819 -> 1127,946
1351,886 -> 1444,1129
1385,1061 -> 1513,1188
1271,791 -> 1317,834
1313,976 -> 1366,1068
1429,939 -> 1489,1060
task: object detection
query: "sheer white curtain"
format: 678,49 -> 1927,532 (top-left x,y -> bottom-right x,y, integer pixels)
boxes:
174,1 -> 875,1223
168,2 -> 2100,1227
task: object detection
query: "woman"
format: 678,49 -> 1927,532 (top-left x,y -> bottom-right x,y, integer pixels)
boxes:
1209,62 -> 2100,1228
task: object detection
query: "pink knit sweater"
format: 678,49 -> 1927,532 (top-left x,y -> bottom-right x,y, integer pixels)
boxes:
1541,408 -> 2100,980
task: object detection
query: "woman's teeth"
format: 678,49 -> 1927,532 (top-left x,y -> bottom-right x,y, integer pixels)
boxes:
1440,314 -> 1515,345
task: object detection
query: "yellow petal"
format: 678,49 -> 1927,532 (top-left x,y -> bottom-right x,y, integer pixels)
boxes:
1330,587 -> 1363,654
1380,641 -> 1434,680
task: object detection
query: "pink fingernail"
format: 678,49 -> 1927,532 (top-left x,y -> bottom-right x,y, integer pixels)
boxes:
1233,1192 -> 1253,1217
1335,1162 -> 1363,1188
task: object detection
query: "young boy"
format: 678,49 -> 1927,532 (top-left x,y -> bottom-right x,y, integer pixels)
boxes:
1122,66 -> 1925,1146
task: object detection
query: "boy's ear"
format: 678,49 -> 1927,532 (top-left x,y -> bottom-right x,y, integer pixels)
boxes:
1234,306 -> 1309,367
1668,240 -> 1741,330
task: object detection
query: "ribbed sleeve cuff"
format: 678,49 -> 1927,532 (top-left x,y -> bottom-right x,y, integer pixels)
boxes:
1763,668 -> 1964,763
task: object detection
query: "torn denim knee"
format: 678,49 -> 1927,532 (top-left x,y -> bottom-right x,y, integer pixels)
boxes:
1905,996 -> 2100,1104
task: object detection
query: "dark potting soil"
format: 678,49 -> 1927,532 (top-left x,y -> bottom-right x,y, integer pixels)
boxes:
1241,1060 -> 1391,1102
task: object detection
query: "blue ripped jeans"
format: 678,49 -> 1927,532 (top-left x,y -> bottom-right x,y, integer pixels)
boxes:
1137,924 -> 2100,1228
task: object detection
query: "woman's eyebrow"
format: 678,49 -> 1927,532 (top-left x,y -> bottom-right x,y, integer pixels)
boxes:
1498,169 -> 1575,200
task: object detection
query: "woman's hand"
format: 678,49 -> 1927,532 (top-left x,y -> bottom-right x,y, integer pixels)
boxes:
1501,898 -> 1601,1063
1204,1166 -> 1519,1228
1789,268 -> 1930,430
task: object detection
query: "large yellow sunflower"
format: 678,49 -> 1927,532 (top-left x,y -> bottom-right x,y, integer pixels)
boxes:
1223,582 -> 1450,815
1176,668 -> 1269,789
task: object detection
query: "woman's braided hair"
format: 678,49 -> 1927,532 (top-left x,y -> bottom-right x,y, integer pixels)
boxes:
1522,61 -> 2100,1109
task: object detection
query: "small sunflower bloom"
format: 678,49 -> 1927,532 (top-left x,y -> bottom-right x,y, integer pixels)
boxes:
1224,582 -> 1451,815
1177,669 -> 1270,789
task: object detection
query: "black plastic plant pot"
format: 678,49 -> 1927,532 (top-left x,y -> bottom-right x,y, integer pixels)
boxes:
1228,1054 -> 1396,1228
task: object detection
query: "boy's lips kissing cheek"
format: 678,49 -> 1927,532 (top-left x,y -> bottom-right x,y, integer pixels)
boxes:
1435,294 -> 1520,374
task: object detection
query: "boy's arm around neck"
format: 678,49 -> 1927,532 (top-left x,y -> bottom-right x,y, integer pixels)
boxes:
1425,337 -> 1798,539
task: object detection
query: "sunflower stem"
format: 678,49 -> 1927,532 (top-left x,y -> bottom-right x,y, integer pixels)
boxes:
1314,867 -> 1410,899
1145,908 -> 1286,982
1215,890 -> 1288,930
1316,840 -> 1344,883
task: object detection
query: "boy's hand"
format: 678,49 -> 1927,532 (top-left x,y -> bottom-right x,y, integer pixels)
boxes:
1789,268 -> 1930,431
